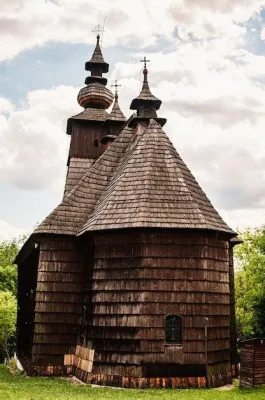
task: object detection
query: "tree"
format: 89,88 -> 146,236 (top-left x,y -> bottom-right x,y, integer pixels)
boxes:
0,236 -> 27,361
0,236 -> 27,297
0,291 -> 17,360
235,226 -> 265,338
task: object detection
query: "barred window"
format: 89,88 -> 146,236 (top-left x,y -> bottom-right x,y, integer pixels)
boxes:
165,315 -> 183,345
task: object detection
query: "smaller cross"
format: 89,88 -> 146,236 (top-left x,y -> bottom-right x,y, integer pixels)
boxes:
111,80 -> 122,95
140,56 -> 150,69
92,24 -> 105,36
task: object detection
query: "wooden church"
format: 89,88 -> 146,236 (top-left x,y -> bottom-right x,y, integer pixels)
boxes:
16,32 -> 240,389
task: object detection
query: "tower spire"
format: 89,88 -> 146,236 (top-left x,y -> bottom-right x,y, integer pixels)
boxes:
77,32 -> 113,110
112,80 -> 122,99
101,80 -> 126,146
85,31 -> 109,82
108,81 -> 126,122
129,57 -> 166,127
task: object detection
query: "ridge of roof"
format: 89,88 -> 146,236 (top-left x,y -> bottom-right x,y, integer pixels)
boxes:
79,119 -> 235,235
34,126 -> 134,236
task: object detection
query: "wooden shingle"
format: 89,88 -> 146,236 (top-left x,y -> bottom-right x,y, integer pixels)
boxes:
34,126 -> 134,235
79,119 -> 235,235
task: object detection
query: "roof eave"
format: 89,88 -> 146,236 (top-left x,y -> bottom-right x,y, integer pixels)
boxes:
78,225 -> 237,238
130,98 -> 161,110
85,61 -> 109,73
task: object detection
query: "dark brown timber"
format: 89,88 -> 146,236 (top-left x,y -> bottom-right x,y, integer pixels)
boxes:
16,32 -> 240,388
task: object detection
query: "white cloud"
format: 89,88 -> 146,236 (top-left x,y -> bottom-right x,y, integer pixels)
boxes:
0,86 -> 81,192
1,1 -> 265,232
110,35 -> 265,231
220,208 -> 265,231
0,97 -> 14,114
169,0 -> 264,39
0,0 -> 264,61
0,220 -> 27,241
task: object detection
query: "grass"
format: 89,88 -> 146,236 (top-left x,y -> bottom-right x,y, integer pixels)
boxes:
0,365 -> 265,400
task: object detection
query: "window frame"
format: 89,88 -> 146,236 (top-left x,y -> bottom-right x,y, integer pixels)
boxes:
164,314 -> 183,346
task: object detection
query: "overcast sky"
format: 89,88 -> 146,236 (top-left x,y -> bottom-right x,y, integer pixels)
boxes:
0,0 -> 265,240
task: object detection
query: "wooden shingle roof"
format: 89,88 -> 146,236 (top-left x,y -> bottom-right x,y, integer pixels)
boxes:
79,119 -> 235,235
85,35 -> 109,73
64,158 -> 94,197
107,94 -> 126,122
35,119 -> 235,237
130,68 -> 161,110
66,108 -> 109,134
34,127 -> 134,236
70,108 -> 109,121
77,83 -> 113,109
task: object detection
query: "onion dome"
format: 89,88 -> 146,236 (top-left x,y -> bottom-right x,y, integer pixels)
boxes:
77,83 -> 113,109
129,57 -> 166,127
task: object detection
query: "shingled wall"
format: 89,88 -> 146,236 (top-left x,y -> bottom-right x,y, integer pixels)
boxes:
76,229 -> 232,388
31,237 -> 86,374
17,246 -> 39,366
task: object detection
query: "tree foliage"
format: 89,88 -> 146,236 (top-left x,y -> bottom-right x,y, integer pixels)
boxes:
0,236 -> 26,297
0,291 -> 17,360
235,226 -> 265,338
0,236 -> 26,361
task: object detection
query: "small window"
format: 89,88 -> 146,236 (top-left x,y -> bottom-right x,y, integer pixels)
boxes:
94,139 -> 99,147
165,314 -> 183,345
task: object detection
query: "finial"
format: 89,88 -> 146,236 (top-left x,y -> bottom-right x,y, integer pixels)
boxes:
111,80 -> 122,99
92,24 -> 106,46
92,24 -> 105,36
141,57 -> 150,83
140,56 -> 150,69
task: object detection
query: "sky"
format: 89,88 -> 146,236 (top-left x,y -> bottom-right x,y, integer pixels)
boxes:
0,0 -> 265,240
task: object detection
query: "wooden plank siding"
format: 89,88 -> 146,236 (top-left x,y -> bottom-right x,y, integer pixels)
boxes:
69,123 -> 107,160
79,230 -> 232,386
17,246 -> 39,362
31,237 -> 87,370
18,230 -> 234,387
16,34 -> 239,389
240,339 -> 265,388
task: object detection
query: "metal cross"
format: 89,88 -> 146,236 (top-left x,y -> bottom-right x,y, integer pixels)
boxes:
111,80 -> 122,94
140,56 -> 150,69
92,24 -> 105,36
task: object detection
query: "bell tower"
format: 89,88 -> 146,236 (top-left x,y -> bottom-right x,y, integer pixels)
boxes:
64,31 -> 114,196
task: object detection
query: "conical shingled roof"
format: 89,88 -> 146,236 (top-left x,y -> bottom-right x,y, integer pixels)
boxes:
85,35 -> 109,73
79,119 -> 235,235
34,126 -> 134,236
64,158 -> 94,197
130,68 -> 161,110
35,120 -> 235,237
66,108 -> 109,134
107,93 -> 126,122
